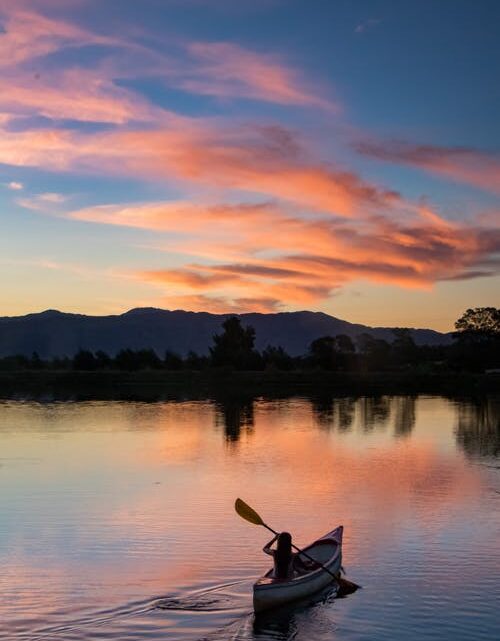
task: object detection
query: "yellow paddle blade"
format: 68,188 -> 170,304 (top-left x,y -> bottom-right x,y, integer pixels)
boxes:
235,498 -> 264,526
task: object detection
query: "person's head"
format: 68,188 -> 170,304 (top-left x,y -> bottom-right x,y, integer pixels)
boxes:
275,532 -> 292,578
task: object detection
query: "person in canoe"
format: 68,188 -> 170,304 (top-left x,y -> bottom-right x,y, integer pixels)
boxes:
263,531 -> 295,579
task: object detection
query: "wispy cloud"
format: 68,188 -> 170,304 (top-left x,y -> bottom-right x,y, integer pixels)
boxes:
0,3 -> 334,129
69,196 -> 500,312
355,139 -> 500,195
17,191 -> 68,211
4,181 -> 24,190
354,18 -> 381,34
0,68 -> 166,124
0,123 -> 401,218
179,41 -> 336,110
0,5 -> 115,67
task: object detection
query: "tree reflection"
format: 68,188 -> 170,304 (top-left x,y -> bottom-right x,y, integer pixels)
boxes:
359,396 -> 392,432
393,396 -> 416,437
311,395 -> 356,431
311,395 -> 417,437
455,397 -> 500,457
214,395 -> 255,442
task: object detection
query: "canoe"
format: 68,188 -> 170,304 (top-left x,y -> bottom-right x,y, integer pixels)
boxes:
253,526 -> 343,613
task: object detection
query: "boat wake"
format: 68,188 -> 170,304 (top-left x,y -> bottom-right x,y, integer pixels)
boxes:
154,578 -> 253,613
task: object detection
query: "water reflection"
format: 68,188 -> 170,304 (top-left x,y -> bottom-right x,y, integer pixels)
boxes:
455,396 -> 500,457
0,395 -> 499,641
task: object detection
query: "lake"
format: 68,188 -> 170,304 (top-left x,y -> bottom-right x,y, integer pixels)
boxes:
0,394 -> 499,640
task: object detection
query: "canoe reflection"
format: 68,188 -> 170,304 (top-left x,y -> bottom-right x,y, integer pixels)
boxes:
253,582 -> 337,639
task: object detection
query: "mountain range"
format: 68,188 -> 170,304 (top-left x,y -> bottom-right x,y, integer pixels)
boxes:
0,308 -> 452,359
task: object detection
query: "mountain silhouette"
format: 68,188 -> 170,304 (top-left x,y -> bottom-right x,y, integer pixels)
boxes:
0,308 -> 451,358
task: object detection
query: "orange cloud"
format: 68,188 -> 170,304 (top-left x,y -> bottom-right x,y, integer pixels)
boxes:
108,126 -> 401,217
73,195 -> 500,311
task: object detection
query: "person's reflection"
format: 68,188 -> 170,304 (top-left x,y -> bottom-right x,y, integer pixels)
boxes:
214,395 -> 255,443
455,396 -> 500,457
393,396 -> 416,437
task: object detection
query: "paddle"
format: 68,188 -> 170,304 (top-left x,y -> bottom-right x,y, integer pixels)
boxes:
235,498 -> 349,583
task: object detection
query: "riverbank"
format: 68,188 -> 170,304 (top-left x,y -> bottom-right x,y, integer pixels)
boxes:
0,369 -> 498,400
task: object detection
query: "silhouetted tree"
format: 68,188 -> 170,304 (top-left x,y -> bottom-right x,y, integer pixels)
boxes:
455,307 -> 500,336
356,333 -> 391,371
137,348 -> 162,369
309,336 -> 337,370
451,307 -> 500,371
210,317 -> 261,369
114,349 -> 140,370
95,350 -> 111,369
334,334 -> 356,370
262,345 -> 294,371
185,350 -> 209,370
164,350 -> 183,370
73,349 -> 97,370
30,351 -> 44,369
0,354 -> 30,370
52,356 -> 71,370
391,328 -> 418,367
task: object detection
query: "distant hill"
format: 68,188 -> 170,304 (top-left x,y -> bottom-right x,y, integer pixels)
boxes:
0,308 -> 452,358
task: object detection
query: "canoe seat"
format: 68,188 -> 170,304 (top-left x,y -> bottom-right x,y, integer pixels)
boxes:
294,555 -> 321,573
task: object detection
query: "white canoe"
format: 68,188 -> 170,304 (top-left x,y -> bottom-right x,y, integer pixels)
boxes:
253,526 -> 343,613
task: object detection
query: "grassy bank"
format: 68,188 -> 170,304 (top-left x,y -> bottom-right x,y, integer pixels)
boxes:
0,369 -> 498,401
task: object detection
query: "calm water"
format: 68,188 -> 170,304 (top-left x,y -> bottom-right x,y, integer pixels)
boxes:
0,395 -> 499,640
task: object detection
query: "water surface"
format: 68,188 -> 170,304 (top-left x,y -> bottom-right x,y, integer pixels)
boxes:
0,395 -> 499,640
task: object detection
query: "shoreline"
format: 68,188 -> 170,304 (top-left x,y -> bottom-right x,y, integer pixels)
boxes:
0,369 -> 498,400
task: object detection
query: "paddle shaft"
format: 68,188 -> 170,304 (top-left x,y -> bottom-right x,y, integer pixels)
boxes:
262,523 -> 338,580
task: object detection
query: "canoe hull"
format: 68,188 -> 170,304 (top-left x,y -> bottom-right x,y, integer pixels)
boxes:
253,526 -> 343,613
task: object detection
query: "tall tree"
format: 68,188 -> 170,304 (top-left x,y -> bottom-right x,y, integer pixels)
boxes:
309,336 -> 337,370
454,307 -> 500,337
210,317 -> 260,369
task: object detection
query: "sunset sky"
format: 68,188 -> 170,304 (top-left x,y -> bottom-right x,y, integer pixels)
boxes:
1,0 -> 499,331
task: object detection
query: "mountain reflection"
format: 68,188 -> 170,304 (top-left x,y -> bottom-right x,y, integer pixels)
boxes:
455,397 -> 500,458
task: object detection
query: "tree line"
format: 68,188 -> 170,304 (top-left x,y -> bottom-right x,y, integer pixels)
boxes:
0,307 -> 498,374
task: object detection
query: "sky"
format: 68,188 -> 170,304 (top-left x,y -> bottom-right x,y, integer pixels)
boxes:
0,0 -> 499,331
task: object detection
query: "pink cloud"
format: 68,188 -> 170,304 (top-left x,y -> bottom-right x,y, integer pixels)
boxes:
181,41 -> 336,110
0,6 -> 114,66
356,139 -> 500,195
0,68 -> 165,124
0,122 -> 402,218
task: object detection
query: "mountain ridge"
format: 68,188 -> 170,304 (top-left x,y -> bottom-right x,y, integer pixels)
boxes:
0,307 -> 452,358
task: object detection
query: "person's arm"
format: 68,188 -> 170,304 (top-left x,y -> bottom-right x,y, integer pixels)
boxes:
263,533 -> 279,555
